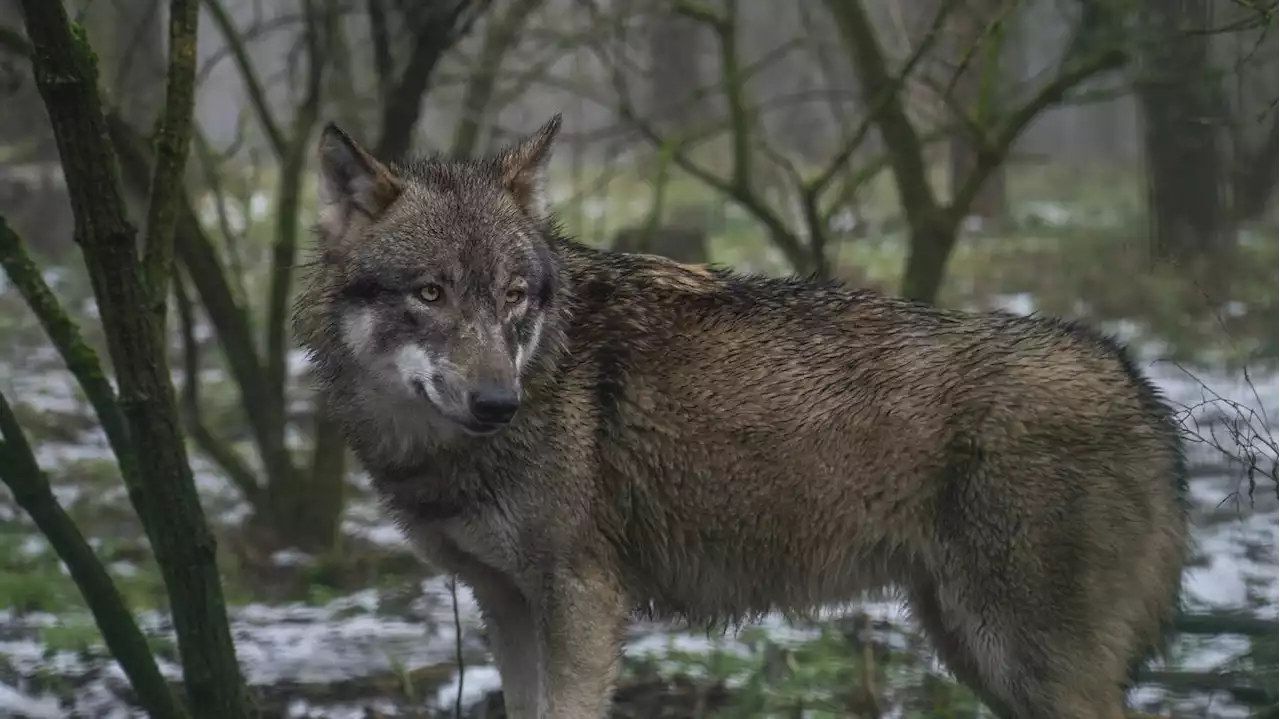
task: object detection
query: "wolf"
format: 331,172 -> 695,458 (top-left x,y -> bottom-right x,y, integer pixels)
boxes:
293,115 -> 1190,719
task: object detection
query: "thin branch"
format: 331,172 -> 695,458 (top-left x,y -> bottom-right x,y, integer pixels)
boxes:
143,0 -> 200,308
263,0 -> 329,447
190,127 -> 251,306
375,0 -> 492,159
820,127 -> 954,228
948,45 -> 1127,221
581,0 -> 809,270
678,0 -> 753,189
805,0 -> 954,201
174,269 -> 264,506
201,0 -> 288,157
0,388 -> 187,719
194,11 -> 308,90
113,0 -> 165,110
450,0 -> 546,157
671,0 -> 724,30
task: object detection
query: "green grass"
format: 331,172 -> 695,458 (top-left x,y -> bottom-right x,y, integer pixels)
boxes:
624,622 -> 986,718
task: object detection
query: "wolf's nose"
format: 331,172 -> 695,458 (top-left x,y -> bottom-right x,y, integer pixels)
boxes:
468,386 -> 521,425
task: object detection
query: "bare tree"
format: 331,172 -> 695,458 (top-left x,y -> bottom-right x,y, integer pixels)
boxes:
823,0 -> 1127,303
581,0 -> 900,278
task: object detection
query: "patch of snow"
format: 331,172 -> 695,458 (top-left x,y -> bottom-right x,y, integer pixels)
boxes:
434,664 -> 503,712
0,683 -> 62,719
271,549 -> 315,568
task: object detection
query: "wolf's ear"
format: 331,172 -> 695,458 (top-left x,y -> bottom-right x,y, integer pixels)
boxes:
316,123 -> 402,238
498,114 -> 562,219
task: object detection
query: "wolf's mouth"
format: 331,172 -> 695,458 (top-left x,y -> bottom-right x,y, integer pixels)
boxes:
458,420 -> 504,437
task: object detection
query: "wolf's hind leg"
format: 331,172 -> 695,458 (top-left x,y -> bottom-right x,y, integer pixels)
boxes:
908,572 -> 1134,719
910,460 -> 1169,718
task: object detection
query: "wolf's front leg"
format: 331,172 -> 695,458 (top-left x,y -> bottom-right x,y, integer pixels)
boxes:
536,564 -> 628,718
470,575 -> 540,719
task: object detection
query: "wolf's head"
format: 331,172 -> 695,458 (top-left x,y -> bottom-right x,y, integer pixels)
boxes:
297,116 -> 565,439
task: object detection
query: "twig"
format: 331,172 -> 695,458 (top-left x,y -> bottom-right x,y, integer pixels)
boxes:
173,269 -> 264,505
452,575 -> 465,718
201,0 -> 287,157
1158,357 -> 1279,506
142,0 -> 200,309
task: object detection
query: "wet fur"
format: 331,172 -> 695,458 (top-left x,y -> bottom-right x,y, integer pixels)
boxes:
295,118 -> 1190,719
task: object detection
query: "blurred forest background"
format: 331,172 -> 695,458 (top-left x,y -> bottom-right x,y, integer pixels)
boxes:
0,0 -> 1276,717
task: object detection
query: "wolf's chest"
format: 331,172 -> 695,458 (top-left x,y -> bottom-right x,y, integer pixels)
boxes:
434,509 -> 525,573
374,460 -> 530,575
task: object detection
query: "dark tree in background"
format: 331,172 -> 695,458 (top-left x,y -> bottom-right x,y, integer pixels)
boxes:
1137,0 -> 1234,267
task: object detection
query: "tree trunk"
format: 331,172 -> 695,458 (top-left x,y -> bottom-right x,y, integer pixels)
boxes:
0,225 -> 188,719
374,0 -> 487,159
106,2 -> 489,553
899,223 -> 959,305
946,0 -> 1008,228
1136,0 -> 1233,265
17,1 -> 255,716
950,134 -> 1006,227
1232,114 -> 1278,224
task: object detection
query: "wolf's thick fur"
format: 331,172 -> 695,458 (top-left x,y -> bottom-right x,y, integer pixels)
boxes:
295,116 -> 1190,719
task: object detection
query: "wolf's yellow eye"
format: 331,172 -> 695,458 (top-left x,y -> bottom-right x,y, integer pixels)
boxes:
505,288 -> 526,305
417,284 -> 443,303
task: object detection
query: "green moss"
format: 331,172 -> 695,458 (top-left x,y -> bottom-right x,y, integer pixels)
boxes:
67,22 -> 100,73
38,616 -> 102,653
0,561 -> 81,613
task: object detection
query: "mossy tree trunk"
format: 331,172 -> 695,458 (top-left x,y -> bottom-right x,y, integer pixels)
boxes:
11,0 -> 255,716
